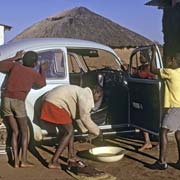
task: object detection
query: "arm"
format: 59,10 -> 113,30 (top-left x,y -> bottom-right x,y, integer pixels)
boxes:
33,61 -> 48,89
2,50 -> 24,62
0,50 -> 24,73
78,95 -> 100,136
150,45 -> 160,75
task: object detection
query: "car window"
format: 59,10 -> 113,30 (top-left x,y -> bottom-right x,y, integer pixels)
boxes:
36,49 -> 65,79
130,49 -> 156,80
67,53 -> 81,73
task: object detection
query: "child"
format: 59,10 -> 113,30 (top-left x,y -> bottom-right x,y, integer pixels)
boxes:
150,45 -> 180,170
40,85 -> 103,171
0,50 -> 48,168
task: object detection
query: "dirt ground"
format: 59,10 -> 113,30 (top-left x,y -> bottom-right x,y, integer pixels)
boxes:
0,132 -> 180,180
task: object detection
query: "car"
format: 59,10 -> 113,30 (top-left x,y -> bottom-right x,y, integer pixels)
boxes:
0,38 -> 163,143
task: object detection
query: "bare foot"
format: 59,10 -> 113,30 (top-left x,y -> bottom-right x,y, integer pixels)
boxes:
14,162 -> 19,168
48,162 -> 60,169
138,143 -> 152,151
20,161 -> 34,168
14,160 -> 19,168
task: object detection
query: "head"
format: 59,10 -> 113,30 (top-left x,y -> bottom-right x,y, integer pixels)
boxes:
164,53 -> 180,69
139,51 -> 149,64
22,51 -> 38,67
92,85 -> 104,103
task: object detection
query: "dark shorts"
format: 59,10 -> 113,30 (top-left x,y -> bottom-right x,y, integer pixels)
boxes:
162,108 -> 180,131
2,97 -> 27,118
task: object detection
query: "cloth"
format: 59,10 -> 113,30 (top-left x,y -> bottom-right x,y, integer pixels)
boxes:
41,101 -> 72,124
136,64 -> 155,79
0,59 -> 46,101
160,68 -> 180,107
162,108 -> 180,131
138,64 -> 155,79
2,97 -> 27,118
42,85 -> 100,136
66,170 -> 117,180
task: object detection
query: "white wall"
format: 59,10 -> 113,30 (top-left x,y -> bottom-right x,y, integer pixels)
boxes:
0,26 -> 5,45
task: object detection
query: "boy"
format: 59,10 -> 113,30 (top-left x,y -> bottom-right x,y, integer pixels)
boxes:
150,45 -> 180,170
40,85 -> 103,171
0,50 -> 48,168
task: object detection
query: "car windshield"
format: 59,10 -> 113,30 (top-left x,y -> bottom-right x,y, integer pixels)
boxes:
67,48 -> 121,72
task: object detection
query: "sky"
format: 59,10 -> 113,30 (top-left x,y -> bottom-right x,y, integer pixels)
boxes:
0,0 -> 163,44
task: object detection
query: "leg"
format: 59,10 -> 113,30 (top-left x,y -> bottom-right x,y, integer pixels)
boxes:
16,117 -> 33,168
159,127 -> 169,164
48,123 -> 73,169
175,130 -> 180,162
139,131 -> 152,151
6,116 -> 19,168
68,131 -> 75,160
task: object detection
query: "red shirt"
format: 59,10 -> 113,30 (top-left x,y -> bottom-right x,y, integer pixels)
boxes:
0,59 -> 46,101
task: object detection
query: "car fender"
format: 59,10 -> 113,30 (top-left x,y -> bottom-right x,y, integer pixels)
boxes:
25,100 -> 43,141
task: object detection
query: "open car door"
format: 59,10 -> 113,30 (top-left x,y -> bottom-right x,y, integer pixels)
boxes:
127,45 -> 163,135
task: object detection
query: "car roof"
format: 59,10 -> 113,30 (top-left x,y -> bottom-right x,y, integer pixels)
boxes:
0,38 -> 119,60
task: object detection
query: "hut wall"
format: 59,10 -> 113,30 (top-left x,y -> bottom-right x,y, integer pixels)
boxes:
0,26 -> 5,45
163,2 -> 180,56
114,48 -> 134,65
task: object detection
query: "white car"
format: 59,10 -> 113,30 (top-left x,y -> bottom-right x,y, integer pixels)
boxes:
0,38 -> 163,142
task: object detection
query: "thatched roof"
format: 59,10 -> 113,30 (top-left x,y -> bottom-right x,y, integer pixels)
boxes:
12,7 -> 153,48
145,0 -> 172,8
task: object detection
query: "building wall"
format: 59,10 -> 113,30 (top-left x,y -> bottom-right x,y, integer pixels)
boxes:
0,26 -> 5,45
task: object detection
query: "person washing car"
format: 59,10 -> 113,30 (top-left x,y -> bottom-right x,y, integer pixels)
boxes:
0,50 -> 48,168
40,84 -> 104,176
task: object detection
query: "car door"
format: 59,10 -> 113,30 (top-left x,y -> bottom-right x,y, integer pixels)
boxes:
127,45 -> 163,135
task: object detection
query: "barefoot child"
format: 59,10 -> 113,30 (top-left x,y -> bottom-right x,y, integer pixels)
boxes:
40,85 -> 103,170
0,51 -> 48,168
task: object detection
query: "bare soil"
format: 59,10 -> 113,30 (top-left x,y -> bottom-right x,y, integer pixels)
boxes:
0,132 -> 180,180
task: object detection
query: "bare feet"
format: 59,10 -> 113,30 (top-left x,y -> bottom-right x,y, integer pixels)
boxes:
20,161 -> 34,168
138,143 -> 152,151
14,162 -> 19,168
48,162 -> 60,169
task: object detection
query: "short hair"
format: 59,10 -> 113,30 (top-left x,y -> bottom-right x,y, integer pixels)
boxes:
175,53 -> 180,66
22,51 -> 38,67
92,85 -> 103,96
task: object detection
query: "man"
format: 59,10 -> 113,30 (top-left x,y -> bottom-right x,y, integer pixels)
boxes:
40,84 -> 103,169
150,45 -> 180,170
0,50 -> 48,168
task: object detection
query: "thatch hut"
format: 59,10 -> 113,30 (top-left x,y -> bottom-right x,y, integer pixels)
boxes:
12,7 -> 153,62
145,0 -> 180,56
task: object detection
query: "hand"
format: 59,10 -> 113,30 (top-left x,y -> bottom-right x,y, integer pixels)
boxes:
14,50 -> 25,61
40,61 -> 49,71
86,130 -> 103,143
151,44 -> 156,54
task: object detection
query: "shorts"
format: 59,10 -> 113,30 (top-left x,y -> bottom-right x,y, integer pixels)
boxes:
40,101 -> 72,124
2,97 -> 27,118
162,108 -> 180,131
